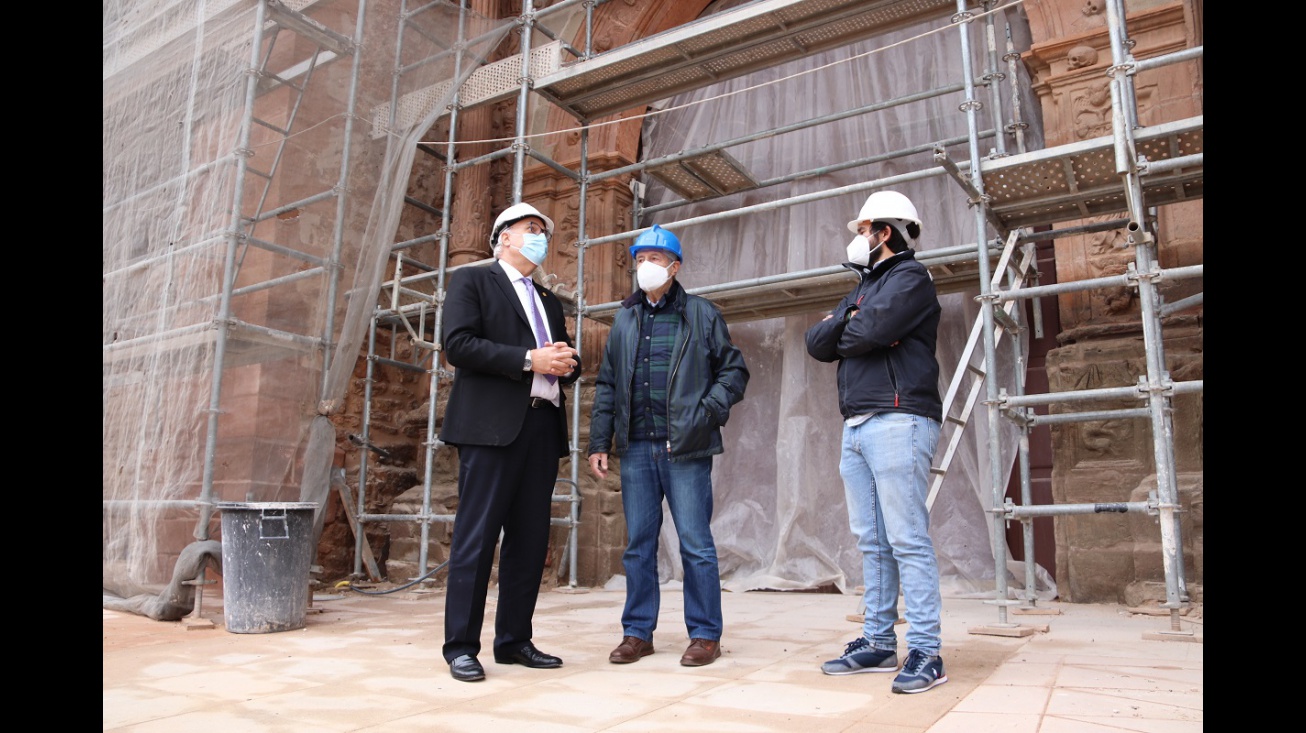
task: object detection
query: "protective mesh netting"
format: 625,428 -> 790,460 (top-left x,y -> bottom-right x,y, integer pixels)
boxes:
103,0 -> 512,605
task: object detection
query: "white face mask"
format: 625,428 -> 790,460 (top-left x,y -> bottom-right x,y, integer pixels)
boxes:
845,235 -> 883,267
636,260 -> 672,292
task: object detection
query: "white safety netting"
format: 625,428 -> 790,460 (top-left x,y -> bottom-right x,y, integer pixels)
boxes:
103,0 -> 513,607
637,0 -> 1056,599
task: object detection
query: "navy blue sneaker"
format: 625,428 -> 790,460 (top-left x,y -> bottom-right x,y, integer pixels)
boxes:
891,648 -> 948,694
820,636 -> 899,675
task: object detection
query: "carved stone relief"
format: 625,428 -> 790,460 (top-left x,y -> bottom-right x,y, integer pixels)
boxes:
1045,322 -> 1202,603
1070,81 -> 1155,142
1065,44 -> 1098,70
1070,82 -> 1112,139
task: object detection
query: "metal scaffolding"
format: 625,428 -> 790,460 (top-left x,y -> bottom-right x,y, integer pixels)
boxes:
355,0 -> 1202,635
103,0 -> 1202,636
104,0 -> 375,599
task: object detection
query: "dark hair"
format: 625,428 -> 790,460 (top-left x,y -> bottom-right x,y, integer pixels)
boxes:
873,220 -> 919,254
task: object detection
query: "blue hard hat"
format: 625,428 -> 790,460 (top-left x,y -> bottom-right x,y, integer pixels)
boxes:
629,224 -> 682,262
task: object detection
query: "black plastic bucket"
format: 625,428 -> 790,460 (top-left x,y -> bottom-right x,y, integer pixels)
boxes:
217,502 -> 317,633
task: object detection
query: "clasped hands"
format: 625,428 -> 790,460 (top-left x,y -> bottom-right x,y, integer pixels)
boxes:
530,341 -> 578,377
820,307 -> 857,323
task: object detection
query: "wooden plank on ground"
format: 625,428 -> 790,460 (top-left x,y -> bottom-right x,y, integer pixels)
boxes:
335,479 -> 383,582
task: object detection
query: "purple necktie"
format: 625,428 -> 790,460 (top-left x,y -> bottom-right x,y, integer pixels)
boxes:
521,278 -> 556,384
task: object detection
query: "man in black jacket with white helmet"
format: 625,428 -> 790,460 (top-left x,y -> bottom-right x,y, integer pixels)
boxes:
805,190 -> 947,695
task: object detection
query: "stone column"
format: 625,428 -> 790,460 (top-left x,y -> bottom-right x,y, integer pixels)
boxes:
447,0 -> 500,266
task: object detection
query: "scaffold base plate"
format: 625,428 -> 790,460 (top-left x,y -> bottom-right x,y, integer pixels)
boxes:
1142,630 -> 1202,643
1012,606 -> 1062,615
969,624 -> 1042,637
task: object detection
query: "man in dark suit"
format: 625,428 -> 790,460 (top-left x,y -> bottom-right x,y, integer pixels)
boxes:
438,202 -> 581,682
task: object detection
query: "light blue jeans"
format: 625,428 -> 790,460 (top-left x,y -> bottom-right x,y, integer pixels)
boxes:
839,411 -> 943,655
618,440 -> 722,642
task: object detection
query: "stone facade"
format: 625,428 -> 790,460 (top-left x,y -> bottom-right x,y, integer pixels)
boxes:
1022,0 -> 1202,604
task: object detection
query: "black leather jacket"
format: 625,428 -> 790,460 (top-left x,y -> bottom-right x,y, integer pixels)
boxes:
588,281 -> 749,460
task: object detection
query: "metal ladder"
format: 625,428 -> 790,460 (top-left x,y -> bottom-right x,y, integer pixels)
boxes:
926,229 -> 1037,510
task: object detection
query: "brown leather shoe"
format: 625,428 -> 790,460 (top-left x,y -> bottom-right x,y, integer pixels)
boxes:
609,636 -> 655,664
680,638 -> 721,667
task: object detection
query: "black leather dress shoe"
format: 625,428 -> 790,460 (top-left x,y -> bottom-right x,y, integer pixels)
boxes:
449,654 -> 486,682
494,643 -> 563,668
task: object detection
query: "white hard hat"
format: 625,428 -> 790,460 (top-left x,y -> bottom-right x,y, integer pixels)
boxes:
492,202 -> 555,240
846,191 -> 921,234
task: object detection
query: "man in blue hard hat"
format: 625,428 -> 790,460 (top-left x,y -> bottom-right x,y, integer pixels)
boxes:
587,223 -> 750,667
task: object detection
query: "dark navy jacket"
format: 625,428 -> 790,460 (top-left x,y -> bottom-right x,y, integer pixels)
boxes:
588,280 -> 749,461
804,249 -> 942,423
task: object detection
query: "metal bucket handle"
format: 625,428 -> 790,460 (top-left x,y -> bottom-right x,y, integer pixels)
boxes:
259,508 -> 290,540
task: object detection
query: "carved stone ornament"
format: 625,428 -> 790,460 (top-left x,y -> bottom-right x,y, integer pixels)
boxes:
1066,44 -> 1098,69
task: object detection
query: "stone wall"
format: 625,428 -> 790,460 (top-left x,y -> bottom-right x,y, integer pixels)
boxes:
1023,0 -> 1202,604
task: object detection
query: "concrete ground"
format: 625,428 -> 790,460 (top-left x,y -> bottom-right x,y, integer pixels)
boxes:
103,584 -> 1202,732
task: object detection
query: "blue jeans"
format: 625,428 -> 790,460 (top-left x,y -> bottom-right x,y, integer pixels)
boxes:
619,440 -> 722,642
839,412 -> 942,655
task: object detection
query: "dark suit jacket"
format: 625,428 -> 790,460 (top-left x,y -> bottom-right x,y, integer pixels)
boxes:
439,261 -> 579,454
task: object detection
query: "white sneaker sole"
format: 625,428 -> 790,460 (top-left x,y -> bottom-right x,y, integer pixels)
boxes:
891,674 -> 948,693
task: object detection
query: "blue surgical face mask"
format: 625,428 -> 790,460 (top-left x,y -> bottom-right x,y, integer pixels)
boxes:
519,232 -> 549,266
